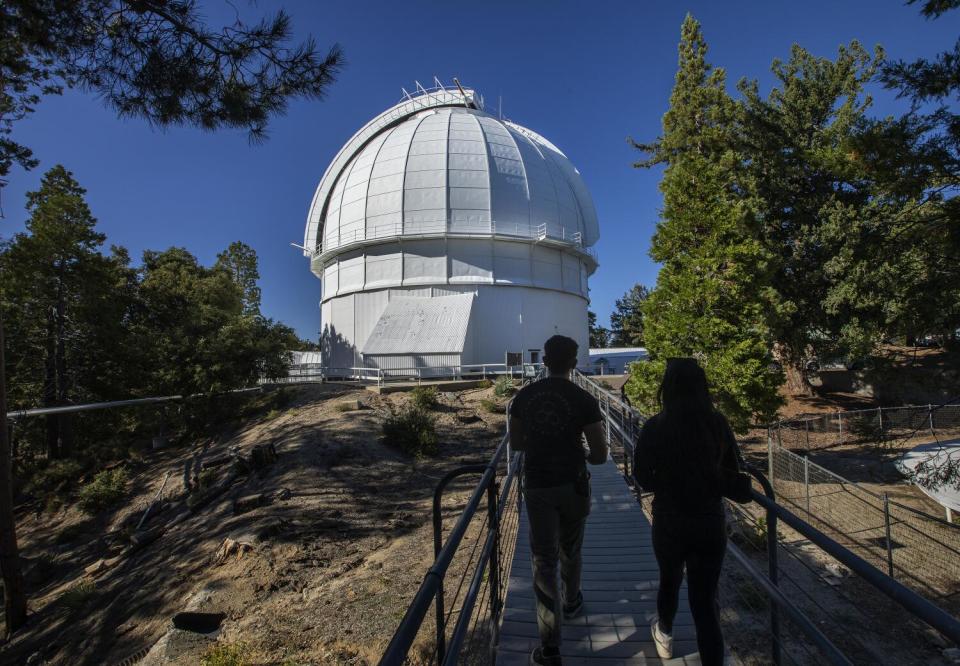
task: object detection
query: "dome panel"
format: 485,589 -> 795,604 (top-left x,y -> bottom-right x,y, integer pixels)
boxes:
305,96 -> 598,262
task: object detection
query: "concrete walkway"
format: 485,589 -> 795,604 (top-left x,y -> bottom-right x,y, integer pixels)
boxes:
496,460 -> 701,665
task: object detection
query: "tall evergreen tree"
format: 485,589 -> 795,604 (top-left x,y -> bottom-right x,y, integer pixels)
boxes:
738,42 -> 886,389
588,310 -> 611,348
628,15 -> 783,430
216,241 -> 262,316
1,166 -> 134,457
609,284 -> 649,347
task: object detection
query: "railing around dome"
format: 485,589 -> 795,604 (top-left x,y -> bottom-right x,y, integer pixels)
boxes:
313,219 -> 597,263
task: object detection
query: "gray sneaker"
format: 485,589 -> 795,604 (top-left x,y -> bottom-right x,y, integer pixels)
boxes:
651,615 -> 674,659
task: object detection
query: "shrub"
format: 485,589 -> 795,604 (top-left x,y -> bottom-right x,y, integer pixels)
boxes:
383,407 -> 439,457
198,468 -> 218,489
201,643 -> 248,666
480,399 -> 505,414
410,386 -> 439,410
59,578 -> 96,610
78,468 -> 129,514
28,459 -> 85,495
493,376 -> 516,398
477,379 -> 493,389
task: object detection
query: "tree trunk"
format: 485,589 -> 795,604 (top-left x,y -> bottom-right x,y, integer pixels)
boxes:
774,342 -> 813,396
54,275 -> 73,457
43,309 -> 59,459
0,308 -> 29,636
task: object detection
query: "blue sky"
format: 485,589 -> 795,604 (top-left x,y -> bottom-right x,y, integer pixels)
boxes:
1,1 -> 954,340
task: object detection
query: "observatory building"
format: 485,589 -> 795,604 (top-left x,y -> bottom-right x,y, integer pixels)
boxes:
303,82 -> 599,376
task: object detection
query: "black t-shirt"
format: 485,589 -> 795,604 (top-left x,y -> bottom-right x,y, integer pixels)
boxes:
511,377 -> 603,489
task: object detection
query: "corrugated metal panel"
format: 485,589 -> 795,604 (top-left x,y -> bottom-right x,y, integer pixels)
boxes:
362,294 -> 474,355
365,353 -> 461,377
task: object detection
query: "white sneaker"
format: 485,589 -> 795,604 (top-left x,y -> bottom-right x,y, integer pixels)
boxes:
651,615 -> 673,659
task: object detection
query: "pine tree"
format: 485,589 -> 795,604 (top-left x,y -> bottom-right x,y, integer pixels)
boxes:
216,241 -> 262,316
609,284 -> 649,347
628,15 -> 783,430
739,41 -> 885,389
588,310 -> 611,348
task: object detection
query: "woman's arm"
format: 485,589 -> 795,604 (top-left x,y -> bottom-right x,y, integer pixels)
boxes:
632,417 -> 658,492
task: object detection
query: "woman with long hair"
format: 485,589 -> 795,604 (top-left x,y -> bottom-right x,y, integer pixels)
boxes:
633,357 -> 746,665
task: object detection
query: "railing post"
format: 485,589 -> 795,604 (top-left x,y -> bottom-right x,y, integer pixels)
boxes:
878,407 -> 884,446
433,489 -> 447,664
487,478 -> 502,654
750,470 -> 781,666
929,404 -> 934,431
804,455 -> 811,516
837,410 -> 843,442
883,493 -> 894,577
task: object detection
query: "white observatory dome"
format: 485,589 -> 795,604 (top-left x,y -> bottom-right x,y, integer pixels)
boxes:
304,83 -> 600,376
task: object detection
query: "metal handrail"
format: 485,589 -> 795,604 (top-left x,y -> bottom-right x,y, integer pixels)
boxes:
379,432 -> 516,665
6,386 -> 263,421
751,489 -> 960,645
576,371 -> 960,661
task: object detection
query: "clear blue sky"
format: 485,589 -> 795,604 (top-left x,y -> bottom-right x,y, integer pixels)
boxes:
1,1 -> 954,340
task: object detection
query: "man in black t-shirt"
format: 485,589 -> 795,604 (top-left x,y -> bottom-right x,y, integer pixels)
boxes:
509,335 -> 607,666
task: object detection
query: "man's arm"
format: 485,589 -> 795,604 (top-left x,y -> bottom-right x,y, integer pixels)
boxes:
584,421 -> 608,464
509,416 -> 526,451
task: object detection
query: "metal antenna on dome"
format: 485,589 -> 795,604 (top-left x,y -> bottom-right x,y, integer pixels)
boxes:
452,77 -> 470,108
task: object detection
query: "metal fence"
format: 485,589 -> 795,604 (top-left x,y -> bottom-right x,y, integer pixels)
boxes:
773,404 -> 960,454
767,443 -> 960,602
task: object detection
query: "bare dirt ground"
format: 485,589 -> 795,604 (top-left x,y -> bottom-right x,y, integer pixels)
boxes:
0,383 -> 510,666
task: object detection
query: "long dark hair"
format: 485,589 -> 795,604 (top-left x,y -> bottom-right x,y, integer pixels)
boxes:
656,358 -> 724,497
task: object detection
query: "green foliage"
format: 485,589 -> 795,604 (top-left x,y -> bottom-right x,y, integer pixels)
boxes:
630,15 -> 783,430
588,310 -> 611,348
480,399 -> 505,414
0,1 -> 343,183
0,166 -> 296,466
201,643 -> 248,666
409,386 -> 439,410
197,468 -> 218,490
609,284 -> 649,347
27,459 -> 84,495
477,379 -> 493,389
383,407 -> 439,457
216,242 -> 262,316
493,376 -> 516,398
78,468 -> 128,514
58,579 -> 96,610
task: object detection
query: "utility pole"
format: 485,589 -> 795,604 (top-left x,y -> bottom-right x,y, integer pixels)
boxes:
0,306 -> 28,635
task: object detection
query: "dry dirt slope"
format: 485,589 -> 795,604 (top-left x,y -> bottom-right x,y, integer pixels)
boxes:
1,383 -> 508,666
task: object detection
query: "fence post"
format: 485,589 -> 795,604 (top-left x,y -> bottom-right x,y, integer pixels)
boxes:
805,418 -> 810,450
883,493 -> 894,577
804,455 -> 811,516
929,404 -> 934,431
768,430 -> 775,484
878,407 -> 884,445
837,410 -> 843,441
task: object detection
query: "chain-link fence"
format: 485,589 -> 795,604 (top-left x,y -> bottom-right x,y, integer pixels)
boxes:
768,443 -> 960,602
772,405 -> 960,454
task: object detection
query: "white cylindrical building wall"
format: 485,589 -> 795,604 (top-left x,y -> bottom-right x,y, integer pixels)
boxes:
305,87 -> 598,374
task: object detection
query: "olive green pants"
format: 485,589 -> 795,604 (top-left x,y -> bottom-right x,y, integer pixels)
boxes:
524,480 -> 591,649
